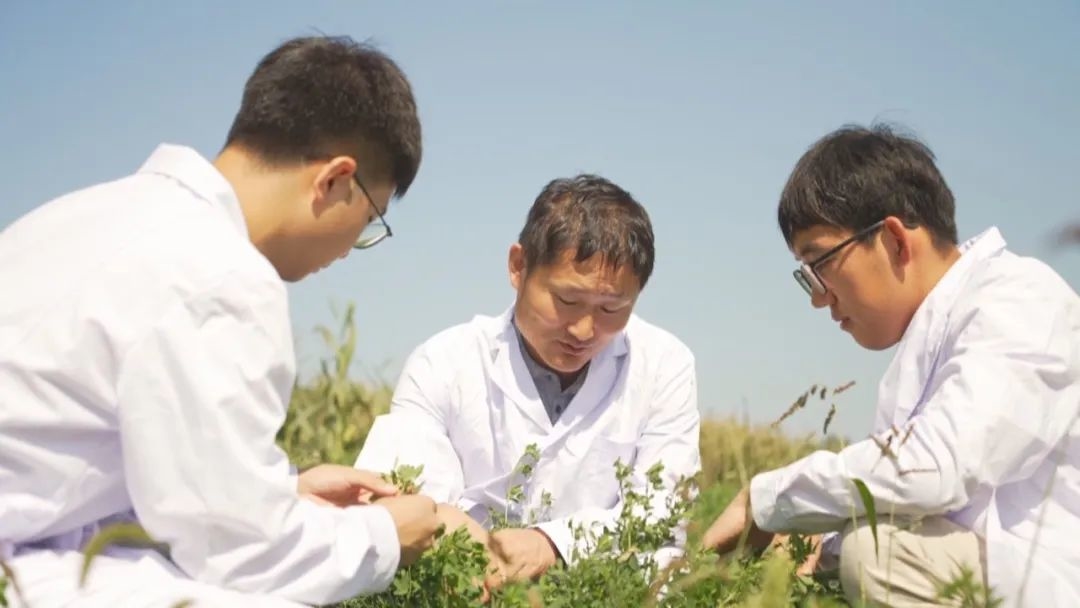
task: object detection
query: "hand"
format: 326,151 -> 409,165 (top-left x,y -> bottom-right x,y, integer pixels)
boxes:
436,503 -> 490,546
769,533 -> 824,576
297,464 -> 399,507
701,486 -> 774,555
375,494 -> 440,567
436,504 -> 497,602
484,528 -> 559,591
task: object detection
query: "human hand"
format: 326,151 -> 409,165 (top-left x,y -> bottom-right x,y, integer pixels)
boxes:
435,503 -> 500,601
297,464 -> 399,507
484,528 -> 559,592
769,532 -> 824,576
375,494 -> 440,567
436,503 -> 490,545
701,486 -> 774,554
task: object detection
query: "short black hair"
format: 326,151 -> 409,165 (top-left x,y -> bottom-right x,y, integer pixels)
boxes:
777,123 -> 958,248
518,174 -> 655,289
224,35 -> 421,197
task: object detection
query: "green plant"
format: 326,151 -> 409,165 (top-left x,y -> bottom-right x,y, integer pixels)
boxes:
0,564 -> 10,608
278,302 -> 392,469
333,453 -> 851,607
936,565 -> 1003,608
380,463 -> 425,496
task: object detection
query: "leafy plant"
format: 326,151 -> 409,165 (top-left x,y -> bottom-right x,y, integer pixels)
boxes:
333,452 -> 852,607
850,479 -> 878,559
381,462 -> 425,496
78,522 -> 160,587
936,565 -> 1003,608
278,302 -> 392,469
0,563 -> 11,608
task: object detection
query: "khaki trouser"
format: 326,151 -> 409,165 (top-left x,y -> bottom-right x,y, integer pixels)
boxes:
834,516 -> 986,607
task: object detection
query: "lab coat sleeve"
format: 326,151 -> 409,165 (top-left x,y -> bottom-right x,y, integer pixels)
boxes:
537,344 -> 702,564
115,273 -> 400,605
750,285 -> 1080,534
354,337 -> 468,506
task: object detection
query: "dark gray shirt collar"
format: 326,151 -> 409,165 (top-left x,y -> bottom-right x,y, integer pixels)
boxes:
514,326 -> 588,424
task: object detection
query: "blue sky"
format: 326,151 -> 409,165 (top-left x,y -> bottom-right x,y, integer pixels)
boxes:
2,2 -> 1078,439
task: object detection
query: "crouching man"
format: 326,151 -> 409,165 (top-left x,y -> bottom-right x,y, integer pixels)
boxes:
356,174 -> 702,589
703,124 -> 1080,607
0,36 -> 440,608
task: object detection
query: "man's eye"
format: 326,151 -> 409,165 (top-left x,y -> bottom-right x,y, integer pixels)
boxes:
600,306 -> 622,314
556,296 -> 578,306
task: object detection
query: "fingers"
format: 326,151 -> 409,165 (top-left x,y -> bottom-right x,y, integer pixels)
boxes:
346,468 -> 400,497
483,563 -> 508,594
795,554 -> 819,576
767,533 -> 789,550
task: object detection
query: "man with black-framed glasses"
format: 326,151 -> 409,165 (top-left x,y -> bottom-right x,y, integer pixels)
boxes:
353,171 -> 393,250
704,124 -> 1080,607
0,36 -> 441,608
791,219 -> 884,296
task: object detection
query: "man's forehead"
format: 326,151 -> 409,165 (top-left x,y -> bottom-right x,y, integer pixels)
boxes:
536,255 -> 638,295
547,271 -> 632,296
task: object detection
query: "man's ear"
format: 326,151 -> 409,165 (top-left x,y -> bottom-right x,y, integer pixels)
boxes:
509,243 -> 526,291
311,156 -> 357,217
881,216 -> 913,265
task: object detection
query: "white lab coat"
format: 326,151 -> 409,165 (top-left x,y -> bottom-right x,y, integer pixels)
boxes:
355,309 -> 702,563
0,144 -> 400,607
750,227 -> 1080,607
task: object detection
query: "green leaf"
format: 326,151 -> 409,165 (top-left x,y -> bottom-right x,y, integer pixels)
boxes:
80,523 -> 160,587
851,478 -> 879,559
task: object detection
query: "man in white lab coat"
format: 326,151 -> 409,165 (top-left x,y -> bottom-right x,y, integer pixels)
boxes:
0,36 -> 442,607
703,124 -> 1080,607
355,174 -> 702,589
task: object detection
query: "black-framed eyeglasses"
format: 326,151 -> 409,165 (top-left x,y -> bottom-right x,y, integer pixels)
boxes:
352,172 -> 393,250
793,220 -> 885,295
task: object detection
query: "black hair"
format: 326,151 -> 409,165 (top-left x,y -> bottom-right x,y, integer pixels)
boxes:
225,35 -> 421,197
518,174 -> 655,288
778,123 -> 957,248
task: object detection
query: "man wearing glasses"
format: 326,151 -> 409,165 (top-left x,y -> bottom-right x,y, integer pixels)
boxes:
0,37 -> 440,607
703,124 -> 1080,607
355,174 -> 701,593
352,171 -> 394,250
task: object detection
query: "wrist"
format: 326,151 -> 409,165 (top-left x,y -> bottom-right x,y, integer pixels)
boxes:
531,527 -> 561,566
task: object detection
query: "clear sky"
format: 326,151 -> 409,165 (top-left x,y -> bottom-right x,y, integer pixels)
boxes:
2,2 -> 1078,439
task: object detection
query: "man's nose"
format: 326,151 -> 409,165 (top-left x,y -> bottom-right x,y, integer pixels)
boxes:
810,289 -> 831,309
567,314 -> 595,343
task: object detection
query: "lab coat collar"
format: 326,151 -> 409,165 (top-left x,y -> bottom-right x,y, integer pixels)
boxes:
487,306 -> 629,433
886,226 -> 1008,424
136,143 -> 249,238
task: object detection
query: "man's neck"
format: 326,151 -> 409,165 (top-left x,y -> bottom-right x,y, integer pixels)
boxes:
212,147 -> 294,253
918,245 -> 963,301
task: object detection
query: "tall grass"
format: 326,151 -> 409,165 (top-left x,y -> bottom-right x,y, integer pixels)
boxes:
278,303 -> 393,469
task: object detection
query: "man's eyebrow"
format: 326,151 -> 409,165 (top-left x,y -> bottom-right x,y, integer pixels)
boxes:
796,244 -> 823,260
557,286 -> 628,299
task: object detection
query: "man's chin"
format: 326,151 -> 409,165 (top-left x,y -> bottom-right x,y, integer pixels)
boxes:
544,352 -> 591,374
850,330 -> 897,352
